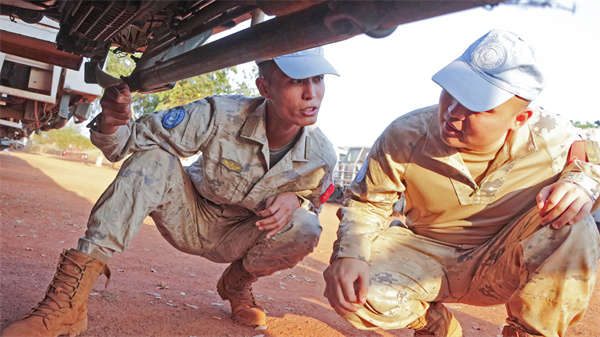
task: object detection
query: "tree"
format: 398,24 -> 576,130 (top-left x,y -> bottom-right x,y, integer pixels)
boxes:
150,65 -> 257,111
93,51 -> 258,118
571,120 -> 600,129
34,127 -> 95,150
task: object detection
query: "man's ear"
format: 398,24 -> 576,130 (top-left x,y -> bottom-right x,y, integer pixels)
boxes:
511,108 -> 533,130
256,77 -> 270,99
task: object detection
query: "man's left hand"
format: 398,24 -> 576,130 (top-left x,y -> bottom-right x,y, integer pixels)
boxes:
537,181 -> 593,229
256,192 -> 301,239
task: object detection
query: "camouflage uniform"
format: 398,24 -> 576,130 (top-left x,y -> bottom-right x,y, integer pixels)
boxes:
332,105 -> 600,336
83,95 -> 337,277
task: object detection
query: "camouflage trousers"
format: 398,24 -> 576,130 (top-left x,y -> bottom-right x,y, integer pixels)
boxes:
345,207 -> 600,336
77,149 -> 322,277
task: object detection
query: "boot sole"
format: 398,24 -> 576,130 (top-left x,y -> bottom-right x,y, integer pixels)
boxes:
57,317 -> 87,337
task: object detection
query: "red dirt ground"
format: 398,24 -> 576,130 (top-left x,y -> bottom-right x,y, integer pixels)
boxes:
1,151 -> 599,337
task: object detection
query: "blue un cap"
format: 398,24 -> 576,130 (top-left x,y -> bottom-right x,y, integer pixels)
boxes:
433,29 -> 546,112
257,46 -> 339,79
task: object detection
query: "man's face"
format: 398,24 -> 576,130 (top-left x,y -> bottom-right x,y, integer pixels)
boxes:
257,66 -> 325,128
438,89 -> 529,152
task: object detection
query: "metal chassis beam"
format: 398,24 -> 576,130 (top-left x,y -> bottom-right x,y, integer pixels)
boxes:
125,0 -> 504,92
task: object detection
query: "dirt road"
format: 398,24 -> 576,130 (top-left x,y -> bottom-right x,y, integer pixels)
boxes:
1,151 -> 598,337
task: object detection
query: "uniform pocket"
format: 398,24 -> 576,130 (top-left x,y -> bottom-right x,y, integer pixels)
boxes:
202,155 -> 249,204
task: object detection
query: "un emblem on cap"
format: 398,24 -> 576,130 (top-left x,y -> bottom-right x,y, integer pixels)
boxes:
472,42 -> 507,69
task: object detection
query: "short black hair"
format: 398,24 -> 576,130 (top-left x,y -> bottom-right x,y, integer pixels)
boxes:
258,60 -> 277,80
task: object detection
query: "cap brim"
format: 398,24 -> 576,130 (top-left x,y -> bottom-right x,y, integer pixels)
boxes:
432,60 -> 514,112
274,55 -> 339,79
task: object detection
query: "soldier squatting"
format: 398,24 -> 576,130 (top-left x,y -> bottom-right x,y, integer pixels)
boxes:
3,30 -> 600,337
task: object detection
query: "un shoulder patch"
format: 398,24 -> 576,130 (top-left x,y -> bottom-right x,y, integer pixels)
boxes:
355,160 -> 368,183
162,108 -> 186,129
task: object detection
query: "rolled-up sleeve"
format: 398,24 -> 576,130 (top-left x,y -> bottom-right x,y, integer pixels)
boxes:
90,99 -> 215,162
559,148 -> 600,211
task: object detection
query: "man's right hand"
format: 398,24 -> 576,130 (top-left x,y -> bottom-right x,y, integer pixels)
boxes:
98,82 -> 132,134
323,257 -> 370,317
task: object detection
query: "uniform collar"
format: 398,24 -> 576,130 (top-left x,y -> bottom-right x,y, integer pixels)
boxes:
240,98 -> 268,145
290,126 -> 312,162
240,99 -> 312,162
504,114 -> 538,161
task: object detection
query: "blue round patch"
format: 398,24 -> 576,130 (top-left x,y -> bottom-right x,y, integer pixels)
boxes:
355,160 -> 368,183
162,108 -> 185,129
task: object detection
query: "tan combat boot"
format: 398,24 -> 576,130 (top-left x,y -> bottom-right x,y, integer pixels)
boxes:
2,249 -> 110,337
408,302 -> 463,337
216,260 -> 266,326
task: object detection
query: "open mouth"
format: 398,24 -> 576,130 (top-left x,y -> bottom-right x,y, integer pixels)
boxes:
443,120 -> 462,134
301,106 -> 318,116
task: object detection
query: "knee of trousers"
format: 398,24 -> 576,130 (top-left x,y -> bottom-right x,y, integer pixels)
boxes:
84,149 -> 184,252
341,282 -> 427,331
244,209 -> 322,277
541,214 -> 600,262
519,214 -> 600,305
281,208 -> 322,252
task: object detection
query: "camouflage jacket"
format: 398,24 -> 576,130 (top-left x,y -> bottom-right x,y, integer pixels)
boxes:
91,95 -> 337,215
333,105 -> 600,262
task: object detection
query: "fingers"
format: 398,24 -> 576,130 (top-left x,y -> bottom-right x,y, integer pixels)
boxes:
538,182 -> 594,228
323,270 -> 357,315
323,275 -> 354,316
356,275 -> 369,304
331,282 -> 358,315
322,259 -> 370,317
265,227 -> 281,239
256,204 -> 275,218
255,193 -> 286,218
100,83 -> 132,126
536,185 -> 552,211
538,186 -> 571,225
547,197 -> 592,229
101,83 -> 131,106
324,280 -> 361,315
256,193 -> 300,238
256,206 -> 287,238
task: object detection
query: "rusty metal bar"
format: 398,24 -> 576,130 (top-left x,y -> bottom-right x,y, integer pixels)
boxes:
126,0 -> 504,92
0,30 -> 83,70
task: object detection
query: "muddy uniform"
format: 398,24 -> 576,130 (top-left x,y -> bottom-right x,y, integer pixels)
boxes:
332,105 -> 600,336
83,95 -> 337,277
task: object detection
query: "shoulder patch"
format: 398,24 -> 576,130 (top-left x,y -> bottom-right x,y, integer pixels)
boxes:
162,108 -> 186,129
320,183 -> 335,204
355,160 -> 368,183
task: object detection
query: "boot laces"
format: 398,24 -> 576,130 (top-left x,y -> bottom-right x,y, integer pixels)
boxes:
230,277 -> 259,306
28,252 -> 89,320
